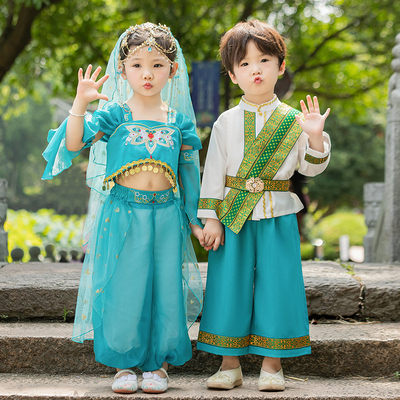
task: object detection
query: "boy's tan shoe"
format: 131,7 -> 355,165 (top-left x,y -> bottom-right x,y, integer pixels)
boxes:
258,368 -> 285,391
207,365 -> 243,389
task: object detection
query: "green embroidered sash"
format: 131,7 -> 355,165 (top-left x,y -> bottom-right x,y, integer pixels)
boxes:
216,103 -> 302,234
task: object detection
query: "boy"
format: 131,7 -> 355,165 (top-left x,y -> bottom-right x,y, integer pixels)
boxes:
197,19 -> 331,391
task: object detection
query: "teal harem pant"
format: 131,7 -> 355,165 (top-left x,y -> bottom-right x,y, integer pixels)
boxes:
197,213 -> 311,358
91,185 -> 192,371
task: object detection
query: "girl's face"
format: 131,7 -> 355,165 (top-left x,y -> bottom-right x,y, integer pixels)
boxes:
122,45 -> 177,98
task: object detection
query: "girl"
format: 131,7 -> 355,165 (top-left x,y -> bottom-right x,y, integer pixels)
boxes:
42,23 -> 204,394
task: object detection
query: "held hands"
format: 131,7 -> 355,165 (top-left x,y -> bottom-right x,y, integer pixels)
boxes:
190,219 -> 225,251
202,218 -> 225,251
75,65 -> 110,105
295,95 -> 330,152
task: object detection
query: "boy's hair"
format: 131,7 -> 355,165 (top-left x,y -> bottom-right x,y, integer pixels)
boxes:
220,19 -> 286,74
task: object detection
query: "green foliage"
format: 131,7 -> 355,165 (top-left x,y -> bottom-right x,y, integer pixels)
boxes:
300,242 -> 314,260
285,0 -> 397,123
6,0 -> 398,110
5,208 -> 86,262
0,0 -> 397,213
340,262 -> 355,276
0,82 -> 90,214
0,85 -> 51,200
305,210 -> 367,260
13,0 -> 50,8
306,113 -> 385,210
62,307 -> 74,322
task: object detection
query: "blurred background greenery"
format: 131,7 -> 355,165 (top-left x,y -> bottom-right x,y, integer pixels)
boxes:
1,0 -> 396,261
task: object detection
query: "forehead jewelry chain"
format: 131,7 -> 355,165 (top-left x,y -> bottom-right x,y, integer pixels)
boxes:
118,23 -> 177,69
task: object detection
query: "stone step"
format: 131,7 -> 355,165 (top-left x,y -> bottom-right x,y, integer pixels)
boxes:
3,260 -> 399,320
0,321 -> 399,378
0,373 -> 399,399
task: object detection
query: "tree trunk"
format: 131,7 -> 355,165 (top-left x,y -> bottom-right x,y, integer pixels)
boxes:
0,0 -> 62,84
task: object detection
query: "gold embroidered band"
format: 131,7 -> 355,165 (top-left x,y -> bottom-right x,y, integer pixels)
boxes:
225,175 -> 289,193
198,330 -> 311,350
198,198 -> 222,210
305,153 -> 329,164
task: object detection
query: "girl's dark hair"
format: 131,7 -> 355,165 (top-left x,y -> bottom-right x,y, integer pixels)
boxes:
119,25 -> 177,64
220,19 -> 286,73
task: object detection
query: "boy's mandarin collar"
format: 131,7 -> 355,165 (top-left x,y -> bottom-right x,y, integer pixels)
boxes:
239,95 -> 280,115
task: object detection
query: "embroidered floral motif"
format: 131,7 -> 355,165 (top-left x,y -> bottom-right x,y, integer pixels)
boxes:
208,371 -> 235,383
125,125 -> 175,154
182,151 -> 195,162
259,369 -> 285,387
130,189 -> 171,204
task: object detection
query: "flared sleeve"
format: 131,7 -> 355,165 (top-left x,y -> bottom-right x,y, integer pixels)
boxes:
42,103 -> 121,180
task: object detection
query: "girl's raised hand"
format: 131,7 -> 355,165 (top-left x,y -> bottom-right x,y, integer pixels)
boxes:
76,65 -> 109,104
295,95 -> 330,139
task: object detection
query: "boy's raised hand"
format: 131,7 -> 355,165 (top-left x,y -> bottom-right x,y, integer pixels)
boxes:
76,65 -> 109,104
295,95 -> 330,152
296,95 -> 330,133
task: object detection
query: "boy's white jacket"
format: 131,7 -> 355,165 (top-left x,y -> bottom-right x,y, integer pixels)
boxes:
198,98 -> 331,221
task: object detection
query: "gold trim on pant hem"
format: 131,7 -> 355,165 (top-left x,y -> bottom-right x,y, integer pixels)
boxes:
198,330 -> 311,350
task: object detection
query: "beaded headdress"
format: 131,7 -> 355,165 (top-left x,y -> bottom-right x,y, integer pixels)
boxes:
117,23 -> 177,69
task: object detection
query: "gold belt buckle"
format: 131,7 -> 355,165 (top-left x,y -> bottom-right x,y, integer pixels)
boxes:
245,177 -> 264,193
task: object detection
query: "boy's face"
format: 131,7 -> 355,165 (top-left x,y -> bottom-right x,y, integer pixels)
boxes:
229,40 -> 285,104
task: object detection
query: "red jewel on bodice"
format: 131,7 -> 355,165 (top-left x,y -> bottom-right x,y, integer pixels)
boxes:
148,133 -> 154,139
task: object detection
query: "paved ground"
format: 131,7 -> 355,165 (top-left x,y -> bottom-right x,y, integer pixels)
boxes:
0,373 -> 399,399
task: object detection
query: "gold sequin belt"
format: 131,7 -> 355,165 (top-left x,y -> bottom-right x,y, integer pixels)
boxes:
225,175 -> 290,193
